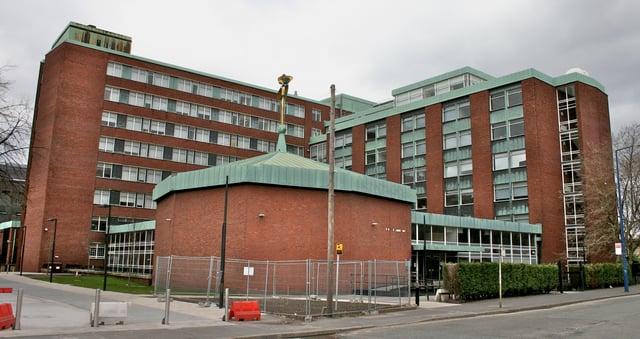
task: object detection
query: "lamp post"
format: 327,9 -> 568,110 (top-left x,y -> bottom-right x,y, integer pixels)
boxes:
101,204 -> 112,291
615,146 -> 631,293
46,218 -> 57,283
19,225 -> 26,276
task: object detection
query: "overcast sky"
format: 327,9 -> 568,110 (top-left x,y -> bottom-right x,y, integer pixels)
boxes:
0,0 -> 637,133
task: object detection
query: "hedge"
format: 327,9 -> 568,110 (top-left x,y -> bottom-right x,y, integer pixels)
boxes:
443,262 -> 627,301
443,262 -> 558,300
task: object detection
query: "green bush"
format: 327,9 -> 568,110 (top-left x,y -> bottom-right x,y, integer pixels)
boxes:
585,263 -> 624,288
444,262 -> 558,300
444,262 -> 630,301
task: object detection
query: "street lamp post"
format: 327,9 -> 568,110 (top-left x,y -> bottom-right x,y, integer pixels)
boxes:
19,225 -> 26,276
46,218 -> 57,283
615,146 -> 631,293
101,204 -> 112,291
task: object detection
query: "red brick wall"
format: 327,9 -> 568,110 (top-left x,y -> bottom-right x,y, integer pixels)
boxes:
154,183 -> 412,262
386,115 -> 402,183
575,83 -> 615,262
521,79 -> 566,263
23,43 -> 109,271
425,104 -> 443,213
469,91 -> 493,219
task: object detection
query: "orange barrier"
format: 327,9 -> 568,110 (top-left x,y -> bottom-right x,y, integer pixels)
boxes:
228,301 -> 261,321
0,288 -> 12,293
0,303 -> 15,330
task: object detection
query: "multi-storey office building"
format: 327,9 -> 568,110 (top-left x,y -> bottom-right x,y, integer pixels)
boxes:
21,22 -> 612,280
21,22 -> 333,272
310,67 -> 614,268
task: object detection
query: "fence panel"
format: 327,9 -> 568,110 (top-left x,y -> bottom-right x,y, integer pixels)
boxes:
154,256 -> 410,318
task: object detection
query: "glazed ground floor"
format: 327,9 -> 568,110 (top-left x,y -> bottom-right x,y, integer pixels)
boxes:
410,211 -> 541,286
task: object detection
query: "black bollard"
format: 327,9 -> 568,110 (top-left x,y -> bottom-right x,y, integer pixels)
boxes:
557,261 -> 563,294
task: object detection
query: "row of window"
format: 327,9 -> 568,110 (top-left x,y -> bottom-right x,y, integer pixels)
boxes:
366,122 -> 387,141
445,189 -> 473,207
490,86 -> 523,111
402,167 -> 427,185
91,215 -> 143,232
107,230 -> 155,275
395,73 -> 485,107
335,132 -> 353,149
399,85 -> 523,127
102,111 -> 282,151
89,243 -> 105,259
401,112 -> 426,132
93,189 -> 156,210
493,150 -> 526,171
443,130 -> 471,150
97,162 -> 170,184
335,155 -> 352,170
107,62 -> 310,119
99,137 -> 211,165
556,84 -> 585,262
491,118 -> 524,140
413,224 -> 533,247
558,86 -> 584,261
402,140 -> 426,158
103,88 -> 306,137
443,99 -> 470,122
444,159 -> 473,178
365,148 -> 386,165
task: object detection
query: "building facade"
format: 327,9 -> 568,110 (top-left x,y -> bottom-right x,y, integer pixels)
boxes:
310,67 -> 613,267
21,22 -> 332,272
21,22 -> 612,277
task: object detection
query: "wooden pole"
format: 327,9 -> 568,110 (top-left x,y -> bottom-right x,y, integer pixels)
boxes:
326,84 -> 336,316
219,176 -> 229,308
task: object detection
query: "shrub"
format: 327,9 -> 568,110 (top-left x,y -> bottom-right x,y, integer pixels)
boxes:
448,262 -> 558,300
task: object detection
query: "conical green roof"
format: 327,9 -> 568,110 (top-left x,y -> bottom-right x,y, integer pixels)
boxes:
153,150 -> 415,204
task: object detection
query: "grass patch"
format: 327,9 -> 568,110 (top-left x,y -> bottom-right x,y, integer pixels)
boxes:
33,274 -> 155,294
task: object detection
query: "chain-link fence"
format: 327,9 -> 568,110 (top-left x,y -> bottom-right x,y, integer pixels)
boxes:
154,256 -> 412,318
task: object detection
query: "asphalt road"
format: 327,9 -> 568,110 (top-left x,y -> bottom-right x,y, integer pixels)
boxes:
1,272 -> 637,339
340,294 -> 640,338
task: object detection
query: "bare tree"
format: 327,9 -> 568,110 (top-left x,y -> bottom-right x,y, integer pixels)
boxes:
583,123 -> 640,262
582,140 -> 618,262
0,65 -> 31,214
614,124 -> 640,260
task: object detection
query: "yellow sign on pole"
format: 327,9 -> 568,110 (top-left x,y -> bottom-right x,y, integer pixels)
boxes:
336,243 -> 343,255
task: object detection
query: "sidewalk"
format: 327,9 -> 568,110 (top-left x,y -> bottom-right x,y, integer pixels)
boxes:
0,272 -> 637,338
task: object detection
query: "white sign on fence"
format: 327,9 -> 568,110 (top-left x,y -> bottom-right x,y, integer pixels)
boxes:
244,266 -> 254,276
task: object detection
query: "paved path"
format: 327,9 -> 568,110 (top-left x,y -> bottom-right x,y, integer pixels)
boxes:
0,272 -> 637,338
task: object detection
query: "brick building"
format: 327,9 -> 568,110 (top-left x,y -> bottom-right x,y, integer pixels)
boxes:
21,22 -> 332,272
309,67 -> 614,268
20,22 -> 612,279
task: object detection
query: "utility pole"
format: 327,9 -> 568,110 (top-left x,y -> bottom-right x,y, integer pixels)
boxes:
326,84 -> 336,316
219,176 -> 229,308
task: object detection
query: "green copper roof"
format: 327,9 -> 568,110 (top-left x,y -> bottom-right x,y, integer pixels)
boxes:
153,150 -> 416,204
411,211 -> 542,234
109,220 -> 156,234
52,22 -> 132,51
391,66 -> 495,96
0,220 -> 21,230
411,243 -> 485,252
319,93 -> 377,113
